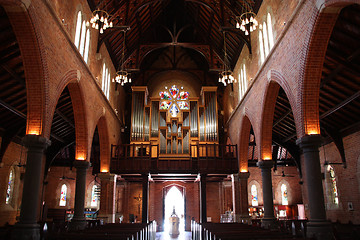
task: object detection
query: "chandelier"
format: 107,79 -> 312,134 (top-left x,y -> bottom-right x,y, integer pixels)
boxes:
235,1 -> 258,35
219,31 -> 235,86
87,8 -> 113,34
113,30 -> 131,86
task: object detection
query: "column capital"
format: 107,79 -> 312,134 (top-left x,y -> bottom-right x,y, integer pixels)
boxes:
98,172 -> 117,182
257,160 -> 274,169
73,160 -> 90,169
296,134 -> 323,149
233,172 -> 250,181
22,134 -> 51,149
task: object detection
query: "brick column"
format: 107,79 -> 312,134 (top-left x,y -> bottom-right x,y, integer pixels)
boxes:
297,135 -> 333,240
69,160 -> 90,231
200,174 -> 207,223
232,172 -> 250,223
98,173 -> 117,223
12,135 -> 50,240
257,160 -> 276,229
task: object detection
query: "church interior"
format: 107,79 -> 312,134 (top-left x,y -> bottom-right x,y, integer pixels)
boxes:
0,0 -> 359,239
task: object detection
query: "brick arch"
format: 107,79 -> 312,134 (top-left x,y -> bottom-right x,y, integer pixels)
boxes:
163,183 -> 186,196
96,116 -> 111,173
300,0 -> 358,136
44,70 -> 80,138
260,80 -> 280,160
67,81 -> 88,161
238,115 -> 252,172
260,72 -> 298,161
1,0 -> 48,136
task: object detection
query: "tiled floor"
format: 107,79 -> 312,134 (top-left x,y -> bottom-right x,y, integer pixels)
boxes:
155,231 -> 192,240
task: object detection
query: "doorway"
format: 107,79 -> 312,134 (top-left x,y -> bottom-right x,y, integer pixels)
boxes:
164,185 -> 185,233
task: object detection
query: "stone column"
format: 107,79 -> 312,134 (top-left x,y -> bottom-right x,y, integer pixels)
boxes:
69,160 -> 90,231
142,174 -> 149,223
232,172 -> 250,223
257,160 -> 276,229
200,174 -> 207,223
98,173 -> 117,223
296,135 -> 333,240
12,135 -> 50,240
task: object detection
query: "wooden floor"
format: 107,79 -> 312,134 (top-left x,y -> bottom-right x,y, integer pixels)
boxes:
155,231 -> 191,240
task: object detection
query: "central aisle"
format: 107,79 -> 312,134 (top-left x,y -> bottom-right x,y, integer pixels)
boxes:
155,231 -> 192,240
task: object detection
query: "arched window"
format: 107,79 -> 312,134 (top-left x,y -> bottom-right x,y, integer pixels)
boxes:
59,184 -> 67,207
74,11 -> 82,48
262,22 -> 269,56
251,184 -> 258,206
79,21 -> 86,56
84,29 -> 90,63
6,169 -> 14,204
281,184 -> 288,205
238,64 -> 248,101
106,69 -> 111,98
258,13 -> 274,64
328,165 -> 339,205
101,63 -> 111,100
258,30 -> 265,63
267,13 -> 274,49
74,11 -> 91,62
91,185 -> 99,207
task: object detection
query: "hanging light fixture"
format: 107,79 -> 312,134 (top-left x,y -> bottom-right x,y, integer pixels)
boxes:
219,31 -> 235,86
113,29 -> 131,86
86,1 -> 113,34
235,1 -> 258,35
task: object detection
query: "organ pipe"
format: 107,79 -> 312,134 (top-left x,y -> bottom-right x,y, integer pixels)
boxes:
190,101 -> 198,137
151,101 -> 159,137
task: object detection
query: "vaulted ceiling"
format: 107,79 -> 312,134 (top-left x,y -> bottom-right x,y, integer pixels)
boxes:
88,0 -> 262,85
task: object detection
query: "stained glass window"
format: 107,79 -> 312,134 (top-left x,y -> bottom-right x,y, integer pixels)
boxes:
251,185 -> 258,206
91,185 -> 99,207
160,101 -> 171,110
170,103 -> 179,117
281,184 -> 288,205
328,165 -> 339,205
177,91 -> 189,100
59,184 -> 67,206
6,169 -> 14,204
169,85 -> 179,98
177,101 -> 189,110
159,91 -> 171,100
159,85 -> 189,117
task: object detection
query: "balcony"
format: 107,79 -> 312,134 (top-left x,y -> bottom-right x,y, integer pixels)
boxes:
110,144 -> 238,174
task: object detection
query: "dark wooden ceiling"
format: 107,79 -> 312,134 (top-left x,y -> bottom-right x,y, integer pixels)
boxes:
88,0 -> 262,85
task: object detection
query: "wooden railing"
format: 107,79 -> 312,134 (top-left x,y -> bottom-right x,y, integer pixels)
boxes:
110,144 -> 238,174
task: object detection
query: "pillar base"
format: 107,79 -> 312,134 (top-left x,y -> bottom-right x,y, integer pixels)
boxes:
306,221 -> 333,240
11,223 -> 40,240
69,218 -> 87,231
261,218 -> 277,229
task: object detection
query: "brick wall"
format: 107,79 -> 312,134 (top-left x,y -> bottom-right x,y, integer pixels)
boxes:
319,131 -> 360,224
0,138 -> 25,226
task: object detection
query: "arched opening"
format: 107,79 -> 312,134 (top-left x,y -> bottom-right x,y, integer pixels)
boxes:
164,185 -> 185,234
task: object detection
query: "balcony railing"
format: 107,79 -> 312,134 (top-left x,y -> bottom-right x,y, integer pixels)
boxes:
110,143 -> 238,174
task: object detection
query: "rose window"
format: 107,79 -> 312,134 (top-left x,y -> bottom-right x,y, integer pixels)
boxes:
159,85 -> 189,117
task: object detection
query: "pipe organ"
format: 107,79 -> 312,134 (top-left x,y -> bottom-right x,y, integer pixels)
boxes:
131,86 -> 218,155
